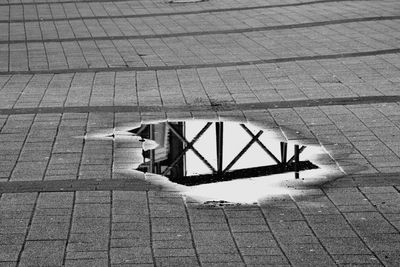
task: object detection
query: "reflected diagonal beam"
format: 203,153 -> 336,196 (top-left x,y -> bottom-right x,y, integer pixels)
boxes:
240,124 -> 281,164
133,125 -> 147,136
287,145 -> 306,164
222,130 -> 263,174
164,122 -> 216,174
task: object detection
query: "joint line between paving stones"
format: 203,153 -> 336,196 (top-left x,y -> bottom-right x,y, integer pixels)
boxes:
395,186 -> 400,194
11,74 -> 36,111
60,111 -> 89,265
21,238 -> 68,242
107,112 -> 116,267
15,192 -> 39,266
146,191 -> 157,267
1,96 -> 400,116
194,68 -> 214,108
2,48 -> 400,75
62,191 -> 75,266
183,199 -> 202,266
7,12 -> 10,71
108,191 -> 113,267
257,205 -> 293,266
321,188 -> 387,265
7,112 -> 38,183
221,208 -> 246,265
4,16 -> 400,44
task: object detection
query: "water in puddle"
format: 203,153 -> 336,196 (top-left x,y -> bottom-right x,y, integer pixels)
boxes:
86,120 -> 338,203
129,121 -> 317,185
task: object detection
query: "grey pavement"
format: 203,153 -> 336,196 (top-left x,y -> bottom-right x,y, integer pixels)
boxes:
1,0 -> 400,266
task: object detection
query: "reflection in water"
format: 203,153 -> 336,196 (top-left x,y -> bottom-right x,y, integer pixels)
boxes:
84,119 -> 344,203
131,121 -> 318,186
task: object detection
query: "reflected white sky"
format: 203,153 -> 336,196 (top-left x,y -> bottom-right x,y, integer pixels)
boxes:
185,121 -> 287,175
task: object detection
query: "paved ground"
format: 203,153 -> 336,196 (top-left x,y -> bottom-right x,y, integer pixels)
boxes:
1,0 -> 400,266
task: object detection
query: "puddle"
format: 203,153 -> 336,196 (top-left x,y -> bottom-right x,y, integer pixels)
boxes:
85,119 -> 341,203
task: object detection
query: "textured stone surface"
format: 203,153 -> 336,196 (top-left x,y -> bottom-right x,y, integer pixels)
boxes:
1,0 -> 400,265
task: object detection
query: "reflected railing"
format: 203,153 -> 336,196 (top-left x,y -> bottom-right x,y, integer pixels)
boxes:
131,121 -> 317,186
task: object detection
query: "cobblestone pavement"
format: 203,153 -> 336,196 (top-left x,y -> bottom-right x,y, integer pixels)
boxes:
1,0 -> 400,266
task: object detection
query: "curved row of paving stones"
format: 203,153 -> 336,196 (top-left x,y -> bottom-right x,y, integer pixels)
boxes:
1,0 -> 385,21
2,2 -> 397,33
2,24 -> 400,72
2,23 -> 400,72
1,54 -> 400,109
0,0 -> 369,8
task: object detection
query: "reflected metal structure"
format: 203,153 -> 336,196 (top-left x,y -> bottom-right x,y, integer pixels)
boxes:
132,121 -> 315,186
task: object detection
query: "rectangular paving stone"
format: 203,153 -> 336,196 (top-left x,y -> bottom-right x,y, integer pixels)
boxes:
27,216 -> 70,240
0,245 -> 21,262
332,254 -> 381,265
154,256 -> 199,266
68,233 -> 109,251
243,255 -> 289,265
35,207 -> 72,216
110,247 -> 153,264
269,220 -> 314,237
75,191 -> 111,204
239,247 -> 284,256
153,248 -> 196,257
66,251 -> 108,260
112,222 -> 148,232
20,240 -> 65,266
196,245 -> 239,254
198,253 -> 243,264
64,259 -> 109,267
112,229 -> 150,240
320,237 -> 371,255
230,224 -> 270,233
37,192 -> 74,208
151,217 -> 189,233
71,217 -> 109,234
110,237 -> 149,248
233,232 -> 277,248
74,203 -> 110,218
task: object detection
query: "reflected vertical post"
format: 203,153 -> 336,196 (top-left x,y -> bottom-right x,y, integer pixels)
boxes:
280,142 -> 287,171
216,122 -> 224,174
149,124 -> 155,173
168,122 -> 185,178
294,144 -> 300,179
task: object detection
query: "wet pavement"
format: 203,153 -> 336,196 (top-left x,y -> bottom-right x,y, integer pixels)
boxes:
1,0 -> 400,266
